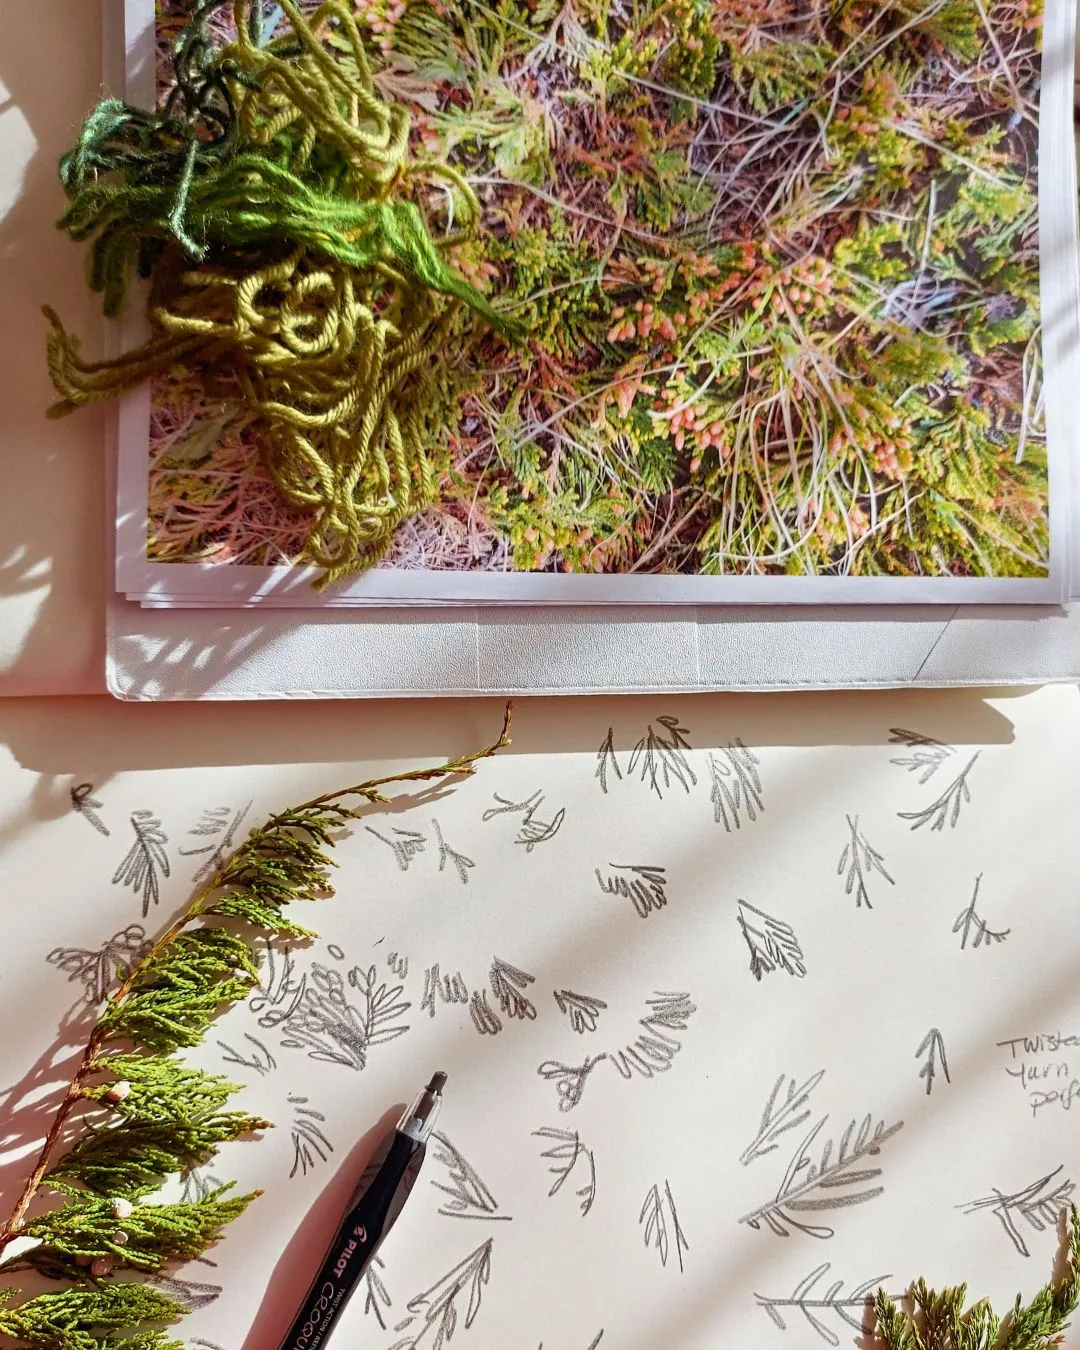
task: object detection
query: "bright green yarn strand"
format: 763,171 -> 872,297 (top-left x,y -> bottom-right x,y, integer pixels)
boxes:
60,152 -> 518,335
45,0 -> 522,583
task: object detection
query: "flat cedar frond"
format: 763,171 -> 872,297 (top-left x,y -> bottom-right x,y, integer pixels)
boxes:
98,930 -> 259,1053
44,1114 -> 270,1200
0,706 -> 511,1350
79,1053 -> 240,1123
23,1191 -> 255,1278
0,1285 -> 186,1350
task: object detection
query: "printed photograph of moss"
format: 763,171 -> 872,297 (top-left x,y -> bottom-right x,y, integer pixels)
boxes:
147,0 -> 1047,582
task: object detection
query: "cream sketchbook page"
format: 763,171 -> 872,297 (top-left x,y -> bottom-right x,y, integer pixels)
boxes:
1,689 -> 1079,1348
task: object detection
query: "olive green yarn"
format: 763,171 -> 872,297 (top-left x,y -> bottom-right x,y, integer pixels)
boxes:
45,0 -> 521,583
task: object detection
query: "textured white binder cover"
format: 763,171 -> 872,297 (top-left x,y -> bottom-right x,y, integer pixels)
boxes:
104,0 -> 1080,699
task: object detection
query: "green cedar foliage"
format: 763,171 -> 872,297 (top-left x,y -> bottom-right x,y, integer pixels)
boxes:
0,1285 -> 186,1350
873,1204 -> 1080,1349
0,711 -> 512,1349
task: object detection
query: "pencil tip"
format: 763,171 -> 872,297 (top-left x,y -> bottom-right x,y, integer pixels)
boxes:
427,1071 -> 448,1095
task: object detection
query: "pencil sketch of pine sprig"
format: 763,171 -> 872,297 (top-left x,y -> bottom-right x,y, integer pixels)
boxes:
47,924 -> 152,1007
279,961 -> 410,1070
536,1054 -> 607,1112
639,1180 -> 688,1272
483,791 -> 565,850
216,1032 -> 276,1078
629,716 -> 697,799
71,782 -> 109,837
364,1254 -> 392,1329
249,939 -> 307,1029
432,819 -> 474,884
365,824 -> 427,870
429,1132 -> 510,1221
708,740 -> 763,830
151,1270 -> 223,1313
488,957 -> 537,1021
739,1113 -> 904,1239
534,1128 -> 596,1217
741,1070 -> 826,1167
553,989 -> 607,1035
421,964 -> 468,1019
180,802 -> 252,885
595,728 -> 622,794
755,1262 -> 893,1345
953,875 -> 1010,950
737,902 -> 806,980
898,752 -> 980,832
837,816 -> 894,909
960,1167 -> 1075,1258
469,989 -> 502,1035
888,729 -> 954,784
288,1095 -> 333,1179
390,1238 -> 493,1350
112,810 -> 171,917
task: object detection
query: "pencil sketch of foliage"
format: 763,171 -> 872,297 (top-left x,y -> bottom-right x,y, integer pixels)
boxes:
180,801 -> 252,885
469,989 -> 502,1035
430,1132 -> 511,1221
216,1031 -> 277,1078
190,1341 -> 225,1350
288,1094 -> 333,1178
540,992 -> 697,1111
960,1167 -> 1074,1257
708,740 -> 763,830
70,782 -> 109,837
112,810 -> 171,917
837,815 -> 894,909
629,715 -> 696,799
390,1238 -> 493,1350
888,729 -> 954,784
740,1070 -> 826,1167
250,940 -> 307,1029
953,875 -> 1010,950
737,901 -> 806,980
640,1181 -> 688,1273
755,1263 -> 893,1345
607,992 -> 696,1082
279,962 -> 410,1070
483,790 -> 566,851
152,1270 -> 223,1312
366,824 -> 427,871
553,989 -> 607,1035
898,752 -> 980,832
432,818 -> 474,884
387,951 -> 409,980
47,923 -> 151,1006
595,863 -> 668,918
537,1055 -> 607,1113
421,964 -> 469,1019
915,1028 -> 949,1095
534,1128 -> 596,1217
739,1113 -> 905,1240
364,1255 -> 392,1329
595,728 -> 622,794
179,1164 -> 225,1205
489,957 -> 537,1020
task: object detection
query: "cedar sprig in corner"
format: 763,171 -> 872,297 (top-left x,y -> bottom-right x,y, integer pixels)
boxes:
874,1208 -> 1080,1348
0,706 -> 511,1348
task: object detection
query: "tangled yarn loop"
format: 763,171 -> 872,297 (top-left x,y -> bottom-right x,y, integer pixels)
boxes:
44,0 -> 519,584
